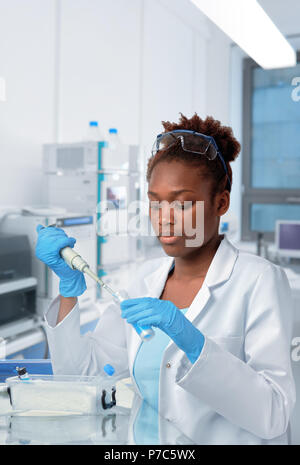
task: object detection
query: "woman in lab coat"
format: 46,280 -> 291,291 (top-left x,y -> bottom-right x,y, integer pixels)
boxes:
36,113 -> 296,445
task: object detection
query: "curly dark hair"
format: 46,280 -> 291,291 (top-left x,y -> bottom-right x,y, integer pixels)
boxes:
146,113 -> 241,199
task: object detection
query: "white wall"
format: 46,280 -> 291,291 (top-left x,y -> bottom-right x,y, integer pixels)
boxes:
57,0 -> 219,151
57,0 -> 141,145
0,0 -> 56,208
258,0 -> 300,36
0,0 -> 233,212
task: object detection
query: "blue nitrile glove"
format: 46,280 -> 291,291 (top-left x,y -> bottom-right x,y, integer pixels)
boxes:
35,224 -> 87,297
120,297 -> 205,363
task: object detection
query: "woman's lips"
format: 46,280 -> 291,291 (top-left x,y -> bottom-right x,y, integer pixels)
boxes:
158,235 -> 181,244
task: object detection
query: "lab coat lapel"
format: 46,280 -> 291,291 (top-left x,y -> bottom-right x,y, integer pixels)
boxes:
163,235 -> 239,351
144,257 -> 175,298
184,235 -> 239,324
143,235 -> 238,324
142,254 -> 212,324
129,235 -> 239,370
128,256 -> 175,380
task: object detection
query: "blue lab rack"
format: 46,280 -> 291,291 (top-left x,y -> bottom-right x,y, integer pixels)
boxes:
0,359 -> 53,383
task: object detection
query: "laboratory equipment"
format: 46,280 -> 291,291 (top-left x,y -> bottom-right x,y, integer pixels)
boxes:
0,360 -> 52,383
275,220 -> 300,259
36,223 -> 87,298
256,232 -> 269,259
59,244 -> 155,342
43,140 -> 145,302
0,208 -> 97,316
43,140 -> 139,177
43,140 -> 141,272
0,307 -> 100,360
5,373 -> 118,416
45,170 -> 140,219
16,367 -> 30,381
85,121 -> 103,141
0,234 -> 37,338
107,128 -> 121,152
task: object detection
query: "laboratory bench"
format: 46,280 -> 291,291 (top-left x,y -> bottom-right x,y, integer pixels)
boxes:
0,366 -> 195,445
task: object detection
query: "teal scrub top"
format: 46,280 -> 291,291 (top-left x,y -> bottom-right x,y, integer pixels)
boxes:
133,306 -> 189,411
133,306 -> 189,444
132,260 -> 189,443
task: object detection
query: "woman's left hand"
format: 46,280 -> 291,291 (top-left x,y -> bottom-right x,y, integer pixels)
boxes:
120,297 -> 205,363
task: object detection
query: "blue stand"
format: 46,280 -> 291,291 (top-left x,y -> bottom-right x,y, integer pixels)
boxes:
0,359 -> 53,383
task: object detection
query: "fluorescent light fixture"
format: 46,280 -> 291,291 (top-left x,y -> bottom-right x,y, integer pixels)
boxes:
0,77 -> 6,102
190,0 -> 296,69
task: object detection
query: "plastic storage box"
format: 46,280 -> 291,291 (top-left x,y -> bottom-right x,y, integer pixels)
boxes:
6,374 -> 117,416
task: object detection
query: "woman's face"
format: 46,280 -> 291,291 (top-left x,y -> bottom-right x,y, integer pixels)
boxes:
148,159 -> 230,258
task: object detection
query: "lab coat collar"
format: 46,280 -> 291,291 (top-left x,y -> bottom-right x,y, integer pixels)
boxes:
143,234 -> 239,296
144,234 -> 239,330
203,234 -> 239,288
129,235 -> 239,379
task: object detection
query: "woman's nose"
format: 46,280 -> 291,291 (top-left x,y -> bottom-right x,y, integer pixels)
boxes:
159,206 -> 175,225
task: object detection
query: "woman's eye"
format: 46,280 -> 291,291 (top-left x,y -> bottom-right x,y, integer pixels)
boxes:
175,202 -> 193,210
175,203 -> 185,210
149,201 -> 194,211
150,203 -> 160,211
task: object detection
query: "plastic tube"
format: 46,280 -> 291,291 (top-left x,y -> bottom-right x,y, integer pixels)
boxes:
60,247 -> 155,341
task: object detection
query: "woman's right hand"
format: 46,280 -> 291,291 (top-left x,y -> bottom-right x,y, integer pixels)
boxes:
35,224 -> 87,297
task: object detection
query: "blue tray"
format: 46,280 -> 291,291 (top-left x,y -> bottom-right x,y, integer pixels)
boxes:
0,359 -> 53,383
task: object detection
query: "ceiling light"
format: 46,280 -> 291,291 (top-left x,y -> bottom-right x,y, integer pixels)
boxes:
190,0 -> 296,69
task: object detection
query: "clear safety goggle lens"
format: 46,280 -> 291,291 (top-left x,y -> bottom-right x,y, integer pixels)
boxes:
151,132 -> 218,160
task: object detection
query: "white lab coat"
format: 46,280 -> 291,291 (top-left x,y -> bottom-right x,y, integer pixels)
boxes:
44,234 -> 296,445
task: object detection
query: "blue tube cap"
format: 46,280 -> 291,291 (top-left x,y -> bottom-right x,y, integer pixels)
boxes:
103,364 -> 115,376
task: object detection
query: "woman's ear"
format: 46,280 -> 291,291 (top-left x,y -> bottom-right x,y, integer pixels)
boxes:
216,190 -> 230,217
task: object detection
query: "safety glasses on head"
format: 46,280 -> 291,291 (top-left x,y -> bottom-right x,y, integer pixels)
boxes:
151,129 -> 231,190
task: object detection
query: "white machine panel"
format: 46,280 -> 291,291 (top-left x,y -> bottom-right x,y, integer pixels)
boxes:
43,141 -> 139,174
46,173 -> 97,215
45,171 -> 140,219
98,235 -> 137,265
